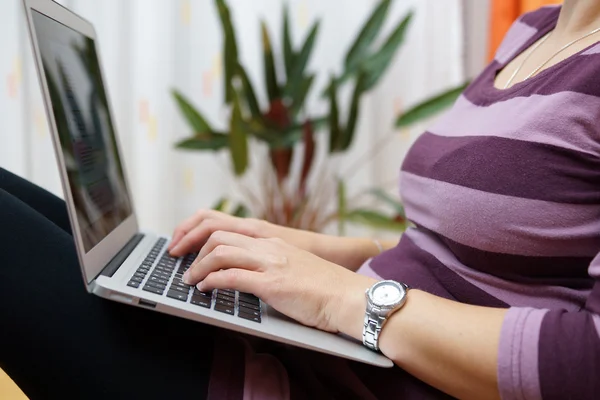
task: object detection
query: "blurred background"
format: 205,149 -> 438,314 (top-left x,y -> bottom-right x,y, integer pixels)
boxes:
0,0 -> 558,235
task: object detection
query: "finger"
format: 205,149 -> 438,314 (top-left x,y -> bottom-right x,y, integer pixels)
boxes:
168,209 -> 219,252
183,244 -> 263,285
197,268 -> 262,295
195,230 -> 259,262
169,231 -> 187,252
171,218 -> 252,257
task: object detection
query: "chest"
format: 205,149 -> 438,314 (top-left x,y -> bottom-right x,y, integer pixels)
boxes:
399,93 -> 600,258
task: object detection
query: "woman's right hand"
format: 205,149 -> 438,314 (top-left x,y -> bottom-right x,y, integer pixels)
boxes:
167,209 -> 381,271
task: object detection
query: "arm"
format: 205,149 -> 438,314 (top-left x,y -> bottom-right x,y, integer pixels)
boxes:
335,288 -> 506,400
334,253 -> 600,400
183,230 -> 600,400
296,231 -> 398,272
168,209 -> 397,271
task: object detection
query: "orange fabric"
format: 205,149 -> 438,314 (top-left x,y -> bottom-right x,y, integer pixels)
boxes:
489,0 -> 563,60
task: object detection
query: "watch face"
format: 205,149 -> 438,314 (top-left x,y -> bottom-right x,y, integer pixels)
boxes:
371,282 -> 404,307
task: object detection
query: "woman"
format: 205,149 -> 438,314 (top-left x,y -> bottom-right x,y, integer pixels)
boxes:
2,1 -> 599,399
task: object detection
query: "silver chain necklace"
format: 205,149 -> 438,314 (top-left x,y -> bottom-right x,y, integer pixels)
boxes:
504,27 -> 600,89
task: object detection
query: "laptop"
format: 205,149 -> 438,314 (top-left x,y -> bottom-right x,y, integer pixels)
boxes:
22,0 -> 392,368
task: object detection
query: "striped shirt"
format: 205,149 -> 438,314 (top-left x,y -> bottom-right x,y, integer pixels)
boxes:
363,5 -> 600,399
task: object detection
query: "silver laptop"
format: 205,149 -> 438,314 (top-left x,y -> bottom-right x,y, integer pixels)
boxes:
22,0 -> 392,368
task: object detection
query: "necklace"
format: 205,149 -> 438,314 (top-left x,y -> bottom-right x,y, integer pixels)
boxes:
504,26 -> 600,89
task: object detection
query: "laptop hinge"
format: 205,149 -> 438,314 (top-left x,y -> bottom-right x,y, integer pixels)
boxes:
99,233 -> 145,278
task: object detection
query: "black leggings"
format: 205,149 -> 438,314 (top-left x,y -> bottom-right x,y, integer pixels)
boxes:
0,168 -> 213,399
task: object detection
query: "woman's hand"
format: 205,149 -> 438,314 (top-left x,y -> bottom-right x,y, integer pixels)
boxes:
168,209 -> 385,271
182,230 -> 377,334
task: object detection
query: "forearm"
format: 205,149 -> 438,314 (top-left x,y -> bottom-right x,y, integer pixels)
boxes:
311,236 -> 397,271
265,221 -> 398,271
336,282 -> 507,399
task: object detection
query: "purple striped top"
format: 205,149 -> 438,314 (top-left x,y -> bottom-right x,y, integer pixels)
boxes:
365,5 -> 600,399
209,6 -> 600,399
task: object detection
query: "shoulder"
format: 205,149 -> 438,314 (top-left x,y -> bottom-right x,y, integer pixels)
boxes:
494,6 -> 560,64
519,5 -> 561,29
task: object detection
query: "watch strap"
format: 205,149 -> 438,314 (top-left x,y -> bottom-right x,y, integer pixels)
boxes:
363,304 -> 386,352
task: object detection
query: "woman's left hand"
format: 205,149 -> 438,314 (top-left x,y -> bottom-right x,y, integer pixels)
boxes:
182,231 -> 376,335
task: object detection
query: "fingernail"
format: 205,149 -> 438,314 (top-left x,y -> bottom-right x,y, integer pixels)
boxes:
196,281 -> 205,291
183,270 -> 191,284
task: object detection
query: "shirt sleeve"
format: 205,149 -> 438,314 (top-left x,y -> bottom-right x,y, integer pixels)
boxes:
497,253 -> 600,400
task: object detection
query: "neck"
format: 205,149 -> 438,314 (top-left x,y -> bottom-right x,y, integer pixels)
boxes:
556,1 -> 600,35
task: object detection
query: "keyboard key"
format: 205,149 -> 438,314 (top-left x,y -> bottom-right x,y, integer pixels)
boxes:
169,285 -> 190,294
137,267 -> 150,274
166,290 -> 188,302
154,266 -> 173,274
130,276 -> 144,283
216,293 -> 235,302
143,285 -> 164,295
238,307 -> 260,317
151,272 -> 171,280
133,272 -> 146,279
215,299 -> 234,308
148,276 -> 168,285
238,311 -> 261,323
190,296 -> 211,308
239,297 -> 260,307
214,304 -> 234,315
146,281 -> 167,290
171,281 -> 192,290
193,289 -> 213,298
219,289 -> 235,295
239,292 -> 258,300
238,302 -> 260,311
127,280 -> 141,288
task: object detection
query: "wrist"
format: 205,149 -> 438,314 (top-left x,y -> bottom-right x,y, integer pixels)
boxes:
331,273 -> 377,340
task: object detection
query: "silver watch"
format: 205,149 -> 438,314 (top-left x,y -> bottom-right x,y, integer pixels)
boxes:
363,280 -> 409,352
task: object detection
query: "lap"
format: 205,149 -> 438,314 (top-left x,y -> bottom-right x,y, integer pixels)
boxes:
0,185 -> 214,399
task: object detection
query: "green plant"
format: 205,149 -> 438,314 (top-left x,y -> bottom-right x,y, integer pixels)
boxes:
172,0 -> 466,233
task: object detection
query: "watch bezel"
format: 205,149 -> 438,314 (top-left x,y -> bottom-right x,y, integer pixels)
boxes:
366,280 -> 408,311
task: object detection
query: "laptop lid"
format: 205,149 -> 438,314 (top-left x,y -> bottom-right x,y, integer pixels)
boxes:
23,0 -> 139,289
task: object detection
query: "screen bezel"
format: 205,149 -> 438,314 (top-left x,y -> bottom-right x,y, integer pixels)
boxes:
23,0 -> 139,290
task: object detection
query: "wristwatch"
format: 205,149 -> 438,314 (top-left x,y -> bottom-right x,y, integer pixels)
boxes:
363,280 -> 410,352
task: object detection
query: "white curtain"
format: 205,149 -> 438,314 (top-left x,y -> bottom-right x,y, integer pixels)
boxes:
0,0 -> 468,234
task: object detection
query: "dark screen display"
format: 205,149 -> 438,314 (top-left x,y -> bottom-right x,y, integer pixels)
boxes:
32,11 -> 132,252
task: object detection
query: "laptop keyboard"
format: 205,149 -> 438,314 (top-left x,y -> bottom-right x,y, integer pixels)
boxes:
126,238 -> 261,323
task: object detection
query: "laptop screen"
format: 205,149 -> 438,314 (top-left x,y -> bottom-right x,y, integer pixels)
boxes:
32,10 -> 133,252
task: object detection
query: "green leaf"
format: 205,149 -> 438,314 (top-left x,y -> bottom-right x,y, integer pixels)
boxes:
289,74 -> 315,117
269,116 -> 327,148
172,90 -> 213,135
396,82 -> 468,128
236,64 -> 262,120
345,0 -> 391,72
341,72 -> 367,150
369,188 -> 405,216
284,21 -> 320,98
362,12 -> 413,91
229,91 -> 249,175
261,21 -> 280,102
212,198 -> 230,212
175,134 -> 229,151
283,3 -> 295,77
337,179 -> 347,236
215,0 -> 239,103
327,77 -> 344,153
232,204 -> 251,218
345,209 -> 407,232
